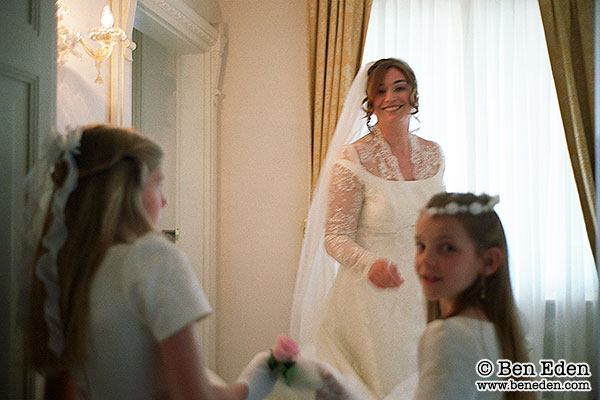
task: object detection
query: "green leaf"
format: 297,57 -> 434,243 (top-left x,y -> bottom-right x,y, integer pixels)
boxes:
283,363 -> 297,386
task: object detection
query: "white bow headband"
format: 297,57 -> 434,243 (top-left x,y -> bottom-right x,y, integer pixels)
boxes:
32,127 -> 82,355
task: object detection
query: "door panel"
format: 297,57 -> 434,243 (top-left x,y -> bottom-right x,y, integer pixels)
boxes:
0,69 -> 32,397
0,0 -> 56,397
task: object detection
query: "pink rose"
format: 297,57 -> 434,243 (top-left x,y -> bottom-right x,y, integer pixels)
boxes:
272,334 -> 300,363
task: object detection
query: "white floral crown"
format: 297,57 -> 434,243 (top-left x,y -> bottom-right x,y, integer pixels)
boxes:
424,194 -> 500,216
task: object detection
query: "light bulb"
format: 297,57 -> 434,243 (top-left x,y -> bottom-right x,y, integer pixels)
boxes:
100,5 -> 114,28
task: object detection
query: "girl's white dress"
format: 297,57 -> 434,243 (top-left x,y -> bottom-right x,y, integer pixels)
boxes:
413,316 -> 502,400
69,232 -> 211,399
315,126 -> 444,399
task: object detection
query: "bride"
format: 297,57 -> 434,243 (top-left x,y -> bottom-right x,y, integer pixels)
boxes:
290,58 -> 445,399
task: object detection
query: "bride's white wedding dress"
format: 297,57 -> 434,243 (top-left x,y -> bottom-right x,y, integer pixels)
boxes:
289,61 -> 446,400
315,125 -> 444,399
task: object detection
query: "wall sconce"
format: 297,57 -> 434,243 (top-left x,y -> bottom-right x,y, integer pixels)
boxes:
56,1 -> 128,84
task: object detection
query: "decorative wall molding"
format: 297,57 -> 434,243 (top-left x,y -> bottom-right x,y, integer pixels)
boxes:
211,23 -> 227,107
199,23 -> 226,368
136,0 -> 218,53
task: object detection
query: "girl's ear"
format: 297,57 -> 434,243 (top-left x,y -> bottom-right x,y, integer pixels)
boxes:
481,247 -> 502,276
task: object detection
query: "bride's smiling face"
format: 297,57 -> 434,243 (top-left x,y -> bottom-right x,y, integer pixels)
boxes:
372,68 -> 413,125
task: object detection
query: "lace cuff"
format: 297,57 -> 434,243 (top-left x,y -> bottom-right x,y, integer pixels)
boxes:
324,162 -> 379,275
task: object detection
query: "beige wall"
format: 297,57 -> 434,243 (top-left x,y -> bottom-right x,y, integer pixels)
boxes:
217,0 -> 310,382
182,0 -> 223,23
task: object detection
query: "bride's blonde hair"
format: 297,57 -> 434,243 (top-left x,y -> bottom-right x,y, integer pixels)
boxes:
29,124 -> 163,373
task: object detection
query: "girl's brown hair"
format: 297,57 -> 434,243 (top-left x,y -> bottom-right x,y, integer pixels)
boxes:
29,124 -> 163,373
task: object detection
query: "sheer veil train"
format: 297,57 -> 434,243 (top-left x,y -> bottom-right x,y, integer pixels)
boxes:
289,62 -> 373,349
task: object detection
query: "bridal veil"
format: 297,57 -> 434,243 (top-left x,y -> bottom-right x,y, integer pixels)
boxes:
290,62 -> 373,346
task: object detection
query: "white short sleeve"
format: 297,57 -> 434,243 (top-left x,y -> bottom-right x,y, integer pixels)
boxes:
123,233 -> 212,341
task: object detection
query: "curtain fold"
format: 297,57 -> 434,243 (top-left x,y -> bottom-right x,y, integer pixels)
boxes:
307,0 -> 373,194
538,0 -> 596,263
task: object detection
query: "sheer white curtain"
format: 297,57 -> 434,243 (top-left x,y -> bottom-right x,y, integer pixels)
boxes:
364,0 -> 597,396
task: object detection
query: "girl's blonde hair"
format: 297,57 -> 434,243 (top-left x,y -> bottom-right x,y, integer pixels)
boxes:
423,192 -> 534,400
29,124 -> 163,373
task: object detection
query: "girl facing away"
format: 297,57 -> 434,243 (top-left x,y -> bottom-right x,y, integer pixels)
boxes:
412,192 -> 535,400
27,124 -> 275,400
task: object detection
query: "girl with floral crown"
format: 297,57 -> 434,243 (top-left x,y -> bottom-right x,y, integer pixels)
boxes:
412,192 -> 534,400
27,124 -> 276,400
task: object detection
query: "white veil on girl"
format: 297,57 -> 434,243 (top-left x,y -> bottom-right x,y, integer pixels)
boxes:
290,62 -> 374,347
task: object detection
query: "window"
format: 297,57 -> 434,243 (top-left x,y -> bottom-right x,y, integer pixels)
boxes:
363,0 -> 597,383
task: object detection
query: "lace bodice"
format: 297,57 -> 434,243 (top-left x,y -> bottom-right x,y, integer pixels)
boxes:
345,125 -> 441,181
324,126 -> 444,274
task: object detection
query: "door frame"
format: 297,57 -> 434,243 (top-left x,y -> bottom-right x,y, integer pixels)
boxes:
129,0 -> 225,369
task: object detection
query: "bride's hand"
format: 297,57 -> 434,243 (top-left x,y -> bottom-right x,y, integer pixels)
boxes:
368,259 -> 404,288
316,367 -> 348,400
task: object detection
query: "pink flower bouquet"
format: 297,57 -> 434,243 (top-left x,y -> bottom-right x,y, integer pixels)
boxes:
268,335 -> 300,385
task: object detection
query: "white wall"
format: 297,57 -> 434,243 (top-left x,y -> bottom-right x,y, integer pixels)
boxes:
217,0 -> 310,382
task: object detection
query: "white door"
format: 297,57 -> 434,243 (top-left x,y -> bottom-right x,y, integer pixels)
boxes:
0,0 -> 56,397
131,3 -> 222,368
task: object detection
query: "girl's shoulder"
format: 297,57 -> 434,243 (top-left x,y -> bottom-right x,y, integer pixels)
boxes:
421,317 -> 495,349
420,316 -> 500,366
132,231 -> 177,252
415,319 -> 501,400
123,232 -> 188,271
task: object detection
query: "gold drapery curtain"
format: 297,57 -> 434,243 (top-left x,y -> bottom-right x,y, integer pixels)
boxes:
308,0 -> 373,194
539,0 -> 596,263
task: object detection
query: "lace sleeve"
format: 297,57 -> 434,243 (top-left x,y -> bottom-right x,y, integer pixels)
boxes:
323,158 -> 379,275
